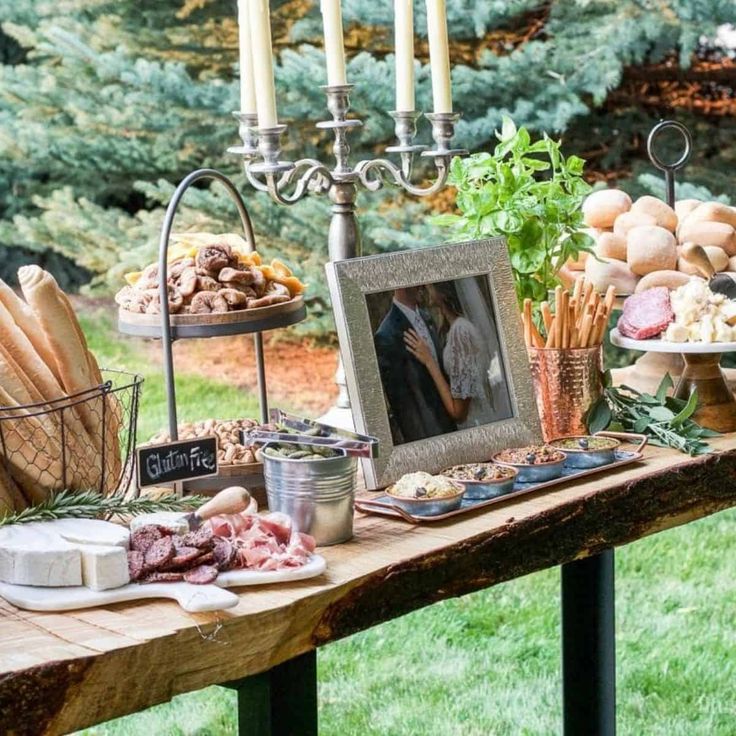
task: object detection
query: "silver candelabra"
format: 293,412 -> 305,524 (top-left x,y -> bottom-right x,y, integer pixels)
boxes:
228,83 -> 467,420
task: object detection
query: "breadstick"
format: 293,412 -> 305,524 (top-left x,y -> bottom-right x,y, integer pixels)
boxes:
579,313 -> 594,347
541,301 -> 553,334
581,282 -> 594,314
573,276 -> 584,304
554,286 -> 563,349
560,291 -> 569,349
591,313 -> 607,347
604,285 -> 616,317
522,299 -> 532,347
545,317 -> 557,348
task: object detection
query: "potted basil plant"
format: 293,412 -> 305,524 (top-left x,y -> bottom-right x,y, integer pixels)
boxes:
434,117 -> 594,307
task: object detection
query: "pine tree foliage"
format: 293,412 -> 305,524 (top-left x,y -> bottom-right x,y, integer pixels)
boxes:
0,1 -> 733,334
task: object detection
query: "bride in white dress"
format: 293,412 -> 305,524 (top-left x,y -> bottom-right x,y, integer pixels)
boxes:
403,281 -> 496,430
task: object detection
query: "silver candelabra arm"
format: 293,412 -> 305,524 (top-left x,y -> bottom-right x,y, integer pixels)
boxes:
354,156 -> 450,197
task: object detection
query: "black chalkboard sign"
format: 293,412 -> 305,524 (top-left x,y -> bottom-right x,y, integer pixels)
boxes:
137,436 -> 219,488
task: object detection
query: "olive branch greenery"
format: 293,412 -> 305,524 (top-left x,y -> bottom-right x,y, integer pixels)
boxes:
0,489 -> 209,527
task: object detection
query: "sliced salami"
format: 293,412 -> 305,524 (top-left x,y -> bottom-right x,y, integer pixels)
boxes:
162,546 -> 204,571
183,564 -> 219,585
143,535 -> 175,570
182,525 -> 214,549
130,525 -> 163,553
127,550 -> 145,581
140,571 -> 184,584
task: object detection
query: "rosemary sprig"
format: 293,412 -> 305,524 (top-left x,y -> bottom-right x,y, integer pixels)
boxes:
0,489 -> 208,527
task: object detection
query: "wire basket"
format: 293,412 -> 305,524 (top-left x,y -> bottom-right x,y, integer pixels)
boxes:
0,369 -> 143,502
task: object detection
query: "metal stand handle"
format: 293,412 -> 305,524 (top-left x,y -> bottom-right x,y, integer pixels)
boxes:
157,168 -> 269,451
646,120 -> 693,208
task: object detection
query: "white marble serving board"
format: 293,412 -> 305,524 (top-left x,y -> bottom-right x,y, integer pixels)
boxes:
0,554 -> 327,613
610,328 -> 736,355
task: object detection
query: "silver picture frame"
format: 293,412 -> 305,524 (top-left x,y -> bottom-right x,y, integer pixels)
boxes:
326,238 -> 542,489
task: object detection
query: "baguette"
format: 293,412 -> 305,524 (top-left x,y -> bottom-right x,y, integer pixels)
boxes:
0,280 -> 61,383
18,267 -> 121,492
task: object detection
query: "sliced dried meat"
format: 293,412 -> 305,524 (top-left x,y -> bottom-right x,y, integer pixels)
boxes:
183,564 -> 219,585
182,525 -> 214,550
140,571 -> 184,584
213,538 -> 235,570
130,525 -> 163,553
144,535 -> 175,570
127,550 -> 145,581
618,287 -> 674,340
163,546 -> 204,570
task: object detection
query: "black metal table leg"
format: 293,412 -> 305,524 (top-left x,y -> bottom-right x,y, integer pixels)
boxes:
561,549 -> 616,736
224,650 -> 318,736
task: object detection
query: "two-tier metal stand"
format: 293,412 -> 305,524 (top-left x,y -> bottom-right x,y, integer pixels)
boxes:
118,168 -> 307,494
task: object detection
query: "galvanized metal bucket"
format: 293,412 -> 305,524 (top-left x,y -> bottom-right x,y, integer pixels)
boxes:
263,447 -> 357,546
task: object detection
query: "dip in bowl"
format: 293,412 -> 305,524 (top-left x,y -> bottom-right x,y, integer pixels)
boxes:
492,445 -> 567,482
386,471 -> 465,516
550,435 -> 620,469
442,463 -> 518,500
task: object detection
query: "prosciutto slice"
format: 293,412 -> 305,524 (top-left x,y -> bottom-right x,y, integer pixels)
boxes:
207,512 -> 316,572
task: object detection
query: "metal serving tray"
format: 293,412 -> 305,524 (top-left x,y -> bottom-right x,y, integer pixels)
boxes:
354,432 -> 647,524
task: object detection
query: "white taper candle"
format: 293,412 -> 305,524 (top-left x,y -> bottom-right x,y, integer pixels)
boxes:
237,0 -> 257,114
320,0 -> 348,86
394,0 -> 415,111
425,0 -> 452,113
248,0 -> 279,128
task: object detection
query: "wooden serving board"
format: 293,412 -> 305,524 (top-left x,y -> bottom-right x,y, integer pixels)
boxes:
356,437 -> 647,524
0,554 -> 326,613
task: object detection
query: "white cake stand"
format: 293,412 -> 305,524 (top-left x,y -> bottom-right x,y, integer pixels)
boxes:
610,328 -> 736,432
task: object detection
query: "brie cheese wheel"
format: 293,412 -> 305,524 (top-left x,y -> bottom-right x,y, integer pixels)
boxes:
50,518 -> 130,548
0,524 -> 81,587
79,545 -> 130,591
129,512 -> 188,535
0,519 -> 131,588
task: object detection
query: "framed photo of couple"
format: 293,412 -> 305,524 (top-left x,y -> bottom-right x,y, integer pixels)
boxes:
326,238 -> 542,489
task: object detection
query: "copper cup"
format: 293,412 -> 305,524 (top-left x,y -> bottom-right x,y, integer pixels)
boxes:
527,346 -> 604,442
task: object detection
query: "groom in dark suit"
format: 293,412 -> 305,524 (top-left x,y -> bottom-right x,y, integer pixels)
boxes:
374,287 -> 457,443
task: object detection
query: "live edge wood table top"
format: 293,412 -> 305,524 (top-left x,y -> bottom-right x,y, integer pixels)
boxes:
3,437 -> 736,736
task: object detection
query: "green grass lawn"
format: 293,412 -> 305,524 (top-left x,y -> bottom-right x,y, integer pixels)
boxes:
77,309 -> 736,736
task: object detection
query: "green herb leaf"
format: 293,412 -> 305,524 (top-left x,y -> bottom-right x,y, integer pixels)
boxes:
587,398 -> 612,434
671,390 -> 699,428
655,373 -> 674,403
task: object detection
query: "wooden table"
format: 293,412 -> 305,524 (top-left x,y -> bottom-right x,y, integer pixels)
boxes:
3,437 -> 736,736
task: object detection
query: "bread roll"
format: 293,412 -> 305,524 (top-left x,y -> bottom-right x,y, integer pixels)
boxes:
678,246 -> 729,275
566,251 -> 588,271
613,211 -> 656,240
630,196 -> 678,232
634,271 -> 693,293
729,255 -> 736,272
675,199 -> 701,221
596,233 -> 627,261
627,225 -> 677,275
677,220 -> 736,255
682,201 -> 736,230
0,280 -> 61,384
585,256 -> 639,295
583,189 -> 632,228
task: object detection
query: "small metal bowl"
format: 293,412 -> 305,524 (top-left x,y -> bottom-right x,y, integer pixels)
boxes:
386,480 -> 465,517
492,449 -> 567,483
442,465 -> 518,500
550,435 -> 620,469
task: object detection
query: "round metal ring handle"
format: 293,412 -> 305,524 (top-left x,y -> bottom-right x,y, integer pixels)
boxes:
646,120 -> 693,207
156,168 -> 261,440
